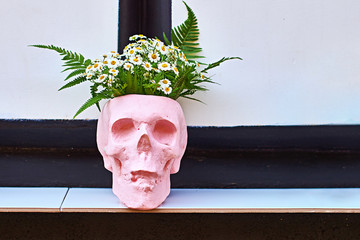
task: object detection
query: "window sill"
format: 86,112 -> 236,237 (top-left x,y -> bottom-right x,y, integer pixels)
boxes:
2,187 -> 360,213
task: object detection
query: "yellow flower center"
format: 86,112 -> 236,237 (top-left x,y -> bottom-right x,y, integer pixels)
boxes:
110,60 -> 117,65
111,51 -> 116,54
161,46 -> 166,51
145,63 -> 150,68
162,63 -> 168,68
103,61 -> 108,64
100,75 -> 105,80
151,54 -> 157,59
136,47 -> 142,50
174,67 -> 178,72
129,50 -> 135,54
94,63 -> 99,68
133,58 -> 139,62
164,87 -> 170,92
87,65 -> 93,70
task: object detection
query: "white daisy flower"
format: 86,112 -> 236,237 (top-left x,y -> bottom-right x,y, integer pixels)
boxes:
152,68 -> 160,73
86,65 -> 93,73
148,52 -> 160,63
108,51 -> 118,57
163,86 -> 172,95
129,35 -> 138,41
127,48 -> 136,56
108,58 -> 119,68
172,66 -> 179,75
86,73 -> 94,79
97,74 -> 108,83
200,74 -> 206,80
142,62 -> 152,71
159,45 -> 169,55
135,46 -> 143,52
107,76 -> 114,86
130,56 -> 142,65
123,62 -> 134,71
159,78 -> 171,87
138,39 -> 148,45
93,62 -> 102,71
109,68 -> 119,76
153,38 -> 163,47
102,59 -> 109,66
158,62 -> 171,71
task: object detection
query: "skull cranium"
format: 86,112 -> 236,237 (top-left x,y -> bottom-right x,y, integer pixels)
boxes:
97,95 -> 187,210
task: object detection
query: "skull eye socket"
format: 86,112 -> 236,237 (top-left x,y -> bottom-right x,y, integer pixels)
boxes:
152,119 -> 177,145
111,118 -> 135,141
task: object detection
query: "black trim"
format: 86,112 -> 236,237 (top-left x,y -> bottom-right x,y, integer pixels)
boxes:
118,0 -> 171,52
1,120 -> 360,188
2,119 -> 360,151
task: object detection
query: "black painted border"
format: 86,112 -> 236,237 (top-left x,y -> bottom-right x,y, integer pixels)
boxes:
1,119 -> 360,188
1,119 -> 360,151
118,0 -> 171,52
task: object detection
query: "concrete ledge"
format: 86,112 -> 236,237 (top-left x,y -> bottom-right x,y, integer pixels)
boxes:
2,187 -> 360,213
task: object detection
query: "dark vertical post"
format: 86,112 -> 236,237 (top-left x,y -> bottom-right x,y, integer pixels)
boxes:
118,0 -> 171,52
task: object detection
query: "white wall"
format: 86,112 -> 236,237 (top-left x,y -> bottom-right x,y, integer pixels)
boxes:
1,0 -> 360,126
174,0 -> 360,126
0,0 -> 118,119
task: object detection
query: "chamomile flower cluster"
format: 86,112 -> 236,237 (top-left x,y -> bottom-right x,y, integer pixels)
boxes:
84,34 -> 205,97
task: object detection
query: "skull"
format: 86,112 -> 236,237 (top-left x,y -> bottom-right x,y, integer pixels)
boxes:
97,94 -> 187,210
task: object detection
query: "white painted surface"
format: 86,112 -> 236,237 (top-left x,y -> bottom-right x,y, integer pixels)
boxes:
62,188 -> 126,209
0,0 -> 118,119
1,0 -> 360,126
62,188 -> 360,210
0,187 -> 68,209
173,0 -> 360,126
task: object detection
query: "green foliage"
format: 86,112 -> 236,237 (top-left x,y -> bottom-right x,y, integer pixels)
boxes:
29,45 -> 89,79
30,2 -> 242,118
164,2 -> 242,101
169,1 -> 203,60
58,75 -> 87,91
29,44 -> 109,117
202,57 -> 243,73
73,91 -> 111,119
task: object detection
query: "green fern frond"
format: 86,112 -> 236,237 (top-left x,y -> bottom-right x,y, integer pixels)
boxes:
202,57 -> 243,73
170,1 -> 204,60
73,93 -> 111,119
29,44 -> 89,71
58,76 -> 87,91
64,69 -> 86,81
90,83 -> 102,112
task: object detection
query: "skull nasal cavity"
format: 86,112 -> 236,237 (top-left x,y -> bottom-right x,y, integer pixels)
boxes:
137,134 -> 152,153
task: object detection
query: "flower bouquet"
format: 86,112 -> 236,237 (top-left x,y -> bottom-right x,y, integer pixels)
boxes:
31,2 -> 241,118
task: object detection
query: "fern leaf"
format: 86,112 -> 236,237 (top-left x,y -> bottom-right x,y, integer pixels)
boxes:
73,94 -> 110,119
58,76 -> 87,91
202,57 -> 243,73
163,32 -> 171,46
171,1 -> 203,59
29,44 -> 89,68
64,69 -> 86,80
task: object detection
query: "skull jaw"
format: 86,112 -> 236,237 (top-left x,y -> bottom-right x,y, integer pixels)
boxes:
112,172 -> 171,210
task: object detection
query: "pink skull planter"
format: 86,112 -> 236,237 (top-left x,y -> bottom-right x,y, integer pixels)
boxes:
97,94 -> 187,210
